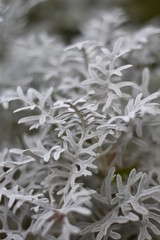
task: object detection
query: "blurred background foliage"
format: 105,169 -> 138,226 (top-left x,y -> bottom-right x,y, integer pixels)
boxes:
27,0 -> 160,42
124,0 -> 160,23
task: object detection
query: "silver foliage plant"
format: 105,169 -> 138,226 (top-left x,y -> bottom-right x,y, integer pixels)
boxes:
0,1 -> 160,240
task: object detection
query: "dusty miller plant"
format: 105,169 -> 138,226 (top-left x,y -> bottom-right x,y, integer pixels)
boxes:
0,1 -> 160,239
